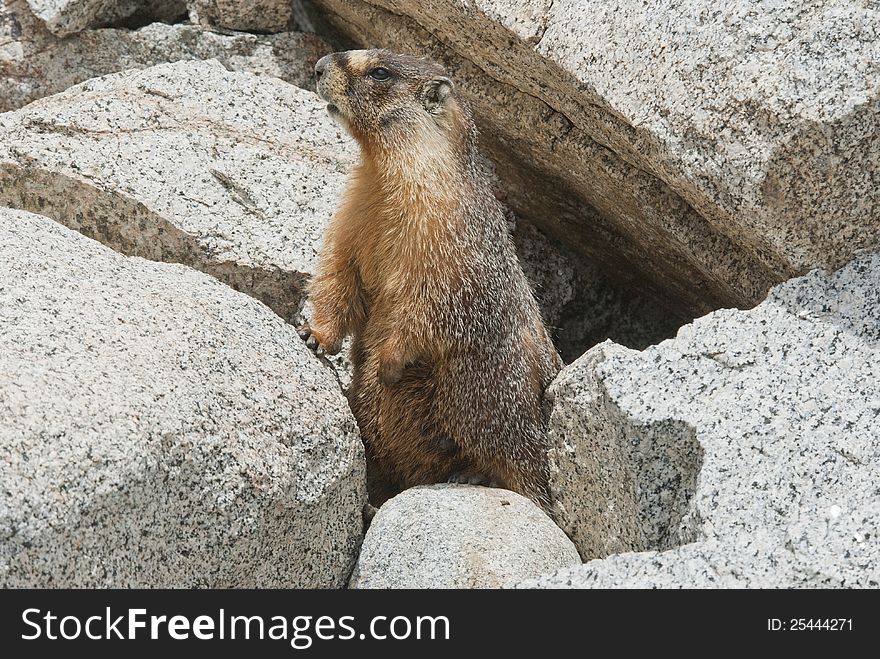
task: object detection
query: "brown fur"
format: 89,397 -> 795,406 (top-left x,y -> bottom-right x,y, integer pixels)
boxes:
301,49 -> 562,507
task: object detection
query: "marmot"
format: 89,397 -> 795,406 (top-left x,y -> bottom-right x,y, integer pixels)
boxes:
300,49 -> 562,507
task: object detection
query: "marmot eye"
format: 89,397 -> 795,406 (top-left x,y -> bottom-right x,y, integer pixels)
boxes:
368,67 -> 391,81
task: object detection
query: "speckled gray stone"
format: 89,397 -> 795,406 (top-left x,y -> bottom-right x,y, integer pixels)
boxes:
0,59 -> 357,325
349,485 -> 581,589
309,0 -> 879,315
188,0 -> 293,33
25,0 -> 184,36
0,208 -> 366,587
532,252 -> 880,588
0,3 -> 331,111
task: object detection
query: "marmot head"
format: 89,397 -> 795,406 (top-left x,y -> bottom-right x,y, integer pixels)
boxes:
315,49 -> 471,158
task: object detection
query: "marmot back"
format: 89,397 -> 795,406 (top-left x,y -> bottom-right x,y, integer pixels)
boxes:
300,49 -> 562,507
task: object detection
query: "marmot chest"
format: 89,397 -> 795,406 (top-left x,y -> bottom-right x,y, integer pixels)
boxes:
352,214 -> 449,304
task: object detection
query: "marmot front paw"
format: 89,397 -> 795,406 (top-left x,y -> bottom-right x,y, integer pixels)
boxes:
297,324 -> 342,357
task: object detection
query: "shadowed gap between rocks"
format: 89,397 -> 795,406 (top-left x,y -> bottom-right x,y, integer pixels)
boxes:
0,164 -> 309,323
514,217 -> 688,362
101,7 -> 189,31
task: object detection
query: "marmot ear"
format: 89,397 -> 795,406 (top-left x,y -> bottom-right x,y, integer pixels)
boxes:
421,76 -> 454,113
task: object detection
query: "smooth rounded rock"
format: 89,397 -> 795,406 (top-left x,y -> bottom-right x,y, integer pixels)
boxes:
0,208 -> 366,587
350,484 -> 581,589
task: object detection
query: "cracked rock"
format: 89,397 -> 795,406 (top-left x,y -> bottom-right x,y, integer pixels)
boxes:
187,0 -> 293,34
24,0 -> 185,37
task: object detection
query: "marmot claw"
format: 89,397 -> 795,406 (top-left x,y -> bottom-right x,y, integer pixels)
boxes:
297,324 -> 340,357
448,472 -> 498,487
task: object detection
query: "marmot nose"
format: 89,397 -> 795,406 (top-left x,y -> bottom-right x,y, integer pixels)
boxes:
315,55 -> 331,80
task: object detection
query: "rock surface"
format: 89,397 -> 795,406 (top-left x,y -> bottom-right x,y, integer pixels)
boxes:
188,0 -> 292,33
1,4 -> 330,112
25,0 -> 184,36
349,485 -> 581,588
0,208 -> 366,587
537,252 -> 880,587
309,0 -> 879,315
0,60 -> 356,324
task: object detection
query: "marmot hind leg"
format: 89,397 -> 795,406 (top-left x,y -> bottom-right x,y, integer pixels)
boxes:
432,351 -> 553,509
351,355 -> 461,505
